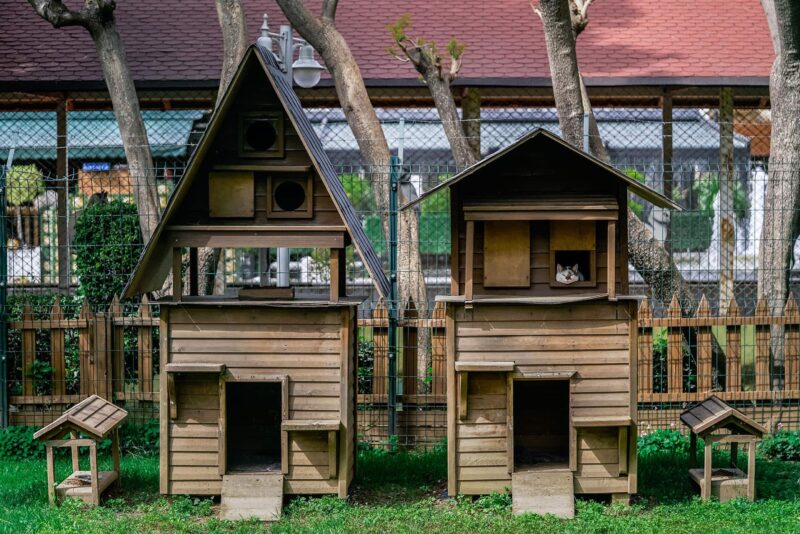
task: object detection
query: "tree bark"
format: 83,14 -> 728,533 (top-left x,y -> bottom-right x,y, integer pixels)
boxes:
537,0 -> 584,150
215,0 -> 248,107
461,88 -> 481,161
718,88 -> 735,315
277,1 -> 431,385
758,0 -> 800,384
28,0 -> 159,243
206,0 -> 249,295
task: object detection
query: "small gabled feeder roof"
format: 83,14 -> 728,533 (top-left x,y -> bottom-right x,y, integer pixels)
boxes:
123,45 -> 389,299
33,395 -> 128,442
680,395 -> 767,437
403,128 -> 681,211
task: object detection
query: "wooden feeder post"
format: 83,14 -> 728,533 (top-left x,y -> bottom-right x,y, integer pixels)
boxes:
681,395 -> 766,502
34,395 -> 128,506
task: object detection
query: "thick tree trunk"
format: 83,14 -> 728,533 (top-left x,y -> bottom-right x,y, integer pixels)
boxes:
718,88 -> 736,315
758,0 -> 800,386
409,51 -> 476,169
537,0 -> 584,148
215,0 -> 248,107
90,24 -> 159,242
277,1 -> 430,384
461,88 -> 481,161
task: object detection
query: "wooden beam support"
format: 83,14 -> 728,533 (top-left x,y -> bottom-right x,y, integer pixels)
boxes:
465,221 -> 475,303
46,445 -> 56,506
172,248 -> 183,302
329,248 -> 346,302
747,440 -> 756,500
328,430 -> 338,479
458,371 -> 468,419
188,248 -> 198,296
167,372 -> 177,420
607,220 -> 616,300
218,377 -> 226,476
703,439 -> 713,499
618,426 -> 628,475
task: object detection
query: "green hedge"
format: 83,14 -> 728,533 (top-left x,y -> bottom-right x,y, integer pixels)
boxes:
364,213 -> 450,255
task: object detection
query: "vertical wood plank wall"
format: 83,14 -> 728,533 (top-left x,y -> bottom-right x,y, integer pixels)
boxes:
164,305 -> 355,496
450,301 -> 635,495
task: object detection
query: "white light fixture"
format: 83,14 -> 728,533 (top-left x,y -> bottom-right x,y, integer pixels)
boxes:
256,14 -> 325,89
292,43 -> 324,88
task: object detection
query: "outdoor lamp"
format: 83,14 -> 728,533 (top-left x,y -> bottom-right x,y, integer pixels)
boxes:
292,43 -> 324,88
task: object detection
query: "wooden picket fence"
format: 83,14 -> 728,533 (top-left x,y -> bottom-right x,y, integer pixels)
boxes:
9,295 -> 158,425
638,293 -> 800,404
9,291 -> 800,433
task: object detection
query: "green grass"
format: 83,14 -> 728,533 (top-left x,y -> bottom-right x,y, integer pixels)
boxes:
2,448 -> 800,533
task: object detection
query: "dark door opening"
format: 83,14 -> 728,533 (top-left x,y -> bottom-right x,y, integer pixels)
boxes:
226,382 -> 282,473
514,380 -> 569,470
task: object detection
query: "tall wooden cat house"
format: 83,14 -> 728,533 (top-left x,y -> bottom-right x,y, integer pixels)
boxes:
123,45 -> 389,520
406,129 -> 678,517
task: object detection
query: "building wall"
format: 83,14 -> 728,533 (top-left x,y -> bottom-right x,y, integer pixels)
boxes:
448,301 -> 637,495
161,305 -> 355,496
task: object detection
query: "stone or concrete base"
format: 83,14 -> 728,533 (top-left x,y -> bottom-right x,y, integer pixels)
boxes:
512,465 -> 574,519
220,473 -> 284,521
689,467 -> 750,502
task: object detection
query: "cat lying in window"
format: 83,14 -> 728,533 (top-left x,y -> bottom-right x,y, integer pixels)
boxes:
555,263 -> 584,284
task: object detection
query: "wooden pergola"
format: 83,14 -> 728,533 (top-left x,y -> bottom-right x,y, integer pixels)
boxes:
681,396 -> 766,502
33,395 -> 128,506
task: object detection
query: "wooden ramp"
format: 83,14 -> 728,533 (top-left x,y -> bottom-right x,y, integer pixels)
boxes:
220,473 -> 284,522
512,466 -> 574,518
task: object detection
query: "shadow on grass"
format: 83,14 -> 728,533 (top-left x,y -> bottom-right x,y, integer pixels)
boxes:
638,449 -> 800,504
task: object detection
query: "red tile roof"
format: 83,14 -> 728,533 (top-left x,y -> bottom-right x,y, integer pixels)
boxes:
0,0 -> 774,89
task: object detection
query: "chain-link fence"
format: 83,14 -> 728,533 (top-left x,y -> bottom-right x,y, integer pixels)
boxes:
0,88 -> 792,445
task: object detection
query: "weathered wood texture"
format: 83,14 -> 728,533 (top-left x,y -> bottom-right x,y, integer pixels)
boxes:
449,301 -> 636,496
163,305 -> 355,496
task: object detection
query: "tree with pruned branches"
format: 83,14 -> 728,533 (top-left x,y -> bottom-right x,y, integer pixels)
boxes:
28,0 -> 160,243
388,14 -> 478,168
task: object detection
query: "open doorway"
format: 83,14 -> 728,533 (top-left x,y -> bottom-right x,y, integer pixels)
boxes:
513,380 -> 569,470
226,382 -> 282,473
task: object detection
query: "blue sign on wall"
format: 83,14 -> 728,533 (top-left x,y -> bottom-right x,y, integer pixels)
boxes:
82,162 -> 111,171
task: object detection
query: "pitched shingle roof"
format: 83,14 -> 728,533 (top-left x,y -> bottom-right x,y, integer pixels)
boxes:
0,0 -> 773,89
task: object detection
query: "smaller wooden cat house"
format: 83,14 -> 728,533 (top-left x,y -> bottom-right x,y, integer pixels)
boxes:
406,129 -> 678,517
33,395 -> 128,506
681,396 -> 766,502
123,44 -> 389,520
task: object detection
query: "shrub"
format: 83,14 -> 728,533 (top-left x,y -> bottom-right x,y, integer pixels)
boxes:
638,429 -> 693,456
73,198 -> 142,306
760,430 -> 800,461
0,426 -> 45,459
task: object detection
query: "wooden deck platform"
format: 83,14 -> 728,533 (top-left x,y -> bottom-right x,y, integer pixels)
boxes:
56,470 -> 117,504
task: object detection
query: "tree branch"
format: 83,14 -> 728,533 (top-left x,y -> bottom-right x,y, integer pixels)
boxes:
322,0 -> 339,22
276,0 -> 325,41
27,0 -> 92,28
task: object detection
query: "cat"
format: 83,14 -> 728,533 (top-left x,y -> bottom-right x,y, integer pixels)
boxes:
556,263 -> 584,284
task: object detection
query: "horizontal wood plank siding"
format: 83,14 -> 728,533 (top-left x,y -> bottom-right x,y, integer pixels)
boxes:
453,302 -> 633,495
165,306 -> 352,496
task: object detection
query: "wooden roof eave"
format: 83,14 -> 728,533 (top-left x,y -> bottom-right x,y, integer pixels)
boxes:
401,128 -> 682,212
33,395 -> 128,442
680,395 -> 767,437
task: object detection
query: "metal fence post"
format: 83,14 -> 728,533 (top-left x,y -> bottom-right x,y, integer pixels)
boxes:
0,162 -> 9,427
387,155 -> 400,441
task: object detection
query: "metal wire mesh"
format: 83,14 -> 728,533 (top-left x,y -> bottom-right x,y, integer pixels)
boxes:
0,90 -> 791,444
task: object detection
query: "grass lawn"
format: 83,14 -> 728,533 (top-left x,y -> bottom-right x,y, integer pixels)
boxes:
2,446 -> 800,533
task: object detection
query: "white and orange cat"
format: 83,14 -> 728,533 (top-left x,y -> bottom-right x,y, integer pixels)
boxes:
555,263 -> 584,284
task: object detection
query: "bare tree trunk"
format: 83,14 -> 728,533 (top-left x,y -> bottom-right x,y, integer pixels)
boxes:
719,88 -> 736,315
758,0 -> 800,386
205,0 -> 249,295
277,1 -> 430,387
537,0 -> 584,148
28,0 -> 159,243
461,88 -> 481,161
215,0 -> 248,108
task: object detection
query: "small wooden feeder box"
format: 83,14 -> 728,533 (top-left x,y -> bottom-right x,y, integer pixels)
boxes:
33,395 -> 128,506
681,395 -> 766,502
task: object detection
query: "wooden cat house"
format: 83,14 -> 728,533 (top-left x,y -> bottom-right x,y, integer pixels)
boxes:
123,45 -> 389,521
405,129 -> 679,517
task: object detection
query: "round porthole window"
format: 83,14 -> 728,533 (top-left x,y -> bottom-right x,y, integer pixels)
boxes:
245,120 -> 277,152
274,180 -> 306,211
